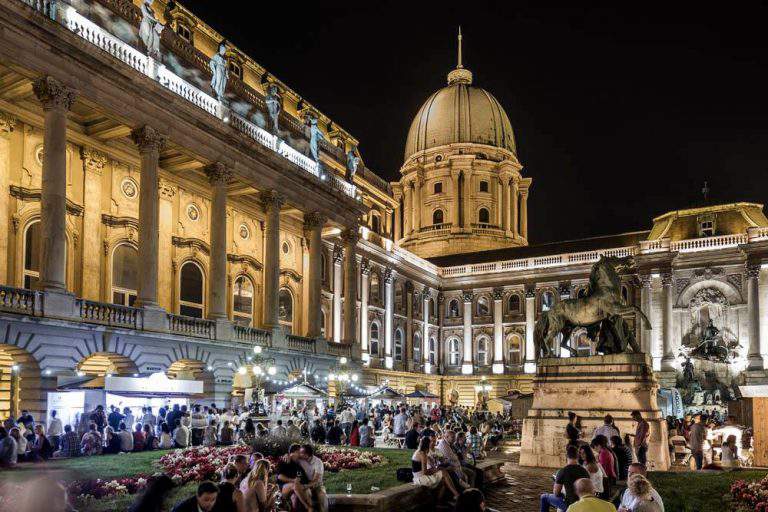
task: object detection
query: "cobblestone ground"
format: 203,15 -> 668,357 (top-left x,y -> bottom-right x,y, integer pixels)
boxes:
484,447 -> 553,511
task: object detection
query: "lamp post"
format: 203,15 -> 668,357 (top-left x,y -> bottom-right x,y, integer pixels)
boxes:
474,376 -> 492,410
237,345 -> 277,413
328,356 -> 359,406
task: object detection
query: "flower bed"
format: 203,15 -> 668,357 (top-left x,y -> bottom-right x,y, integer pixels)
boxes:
731,476 -> 768,512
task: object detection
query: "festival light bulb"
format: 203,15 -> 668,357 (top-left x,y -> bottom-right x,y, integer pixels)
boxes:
340,357 -> 348,365
253,365 -> 263,375
268,366 -> 277,376
237,366 -> 246,375
352,374 -> 359,382
253,345 -> 262,354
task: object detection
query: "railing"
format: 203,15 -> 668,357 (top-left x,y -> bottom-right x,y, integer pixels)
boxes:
325,341 -> 352,358
234,325 -> 271,346
168,314 -> 215,339
749,226 -> 768,242
420,223 -> 452,233
286,334 -> 316,353
52,4 -> 359,200
0,286 -> 36,315
671,234 -> 747,253
78,299 -> 139,329
638,239 -> 670,253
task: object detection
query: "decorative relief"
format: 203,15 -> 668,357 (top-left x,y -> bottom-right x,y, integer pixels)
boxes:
675,278 -> 690,295
81,147 -> 108,174
746,264 -> 761,280
462,290 -> 474,303
130,125 -> 166,153
726,274 -> 743,294
203,162 -> 232,186
239,224 -> 250,240
171,236 -> 210,255
186,203 -> 200,222
492,288 -> 504,301
360,258 -> 370,276
227,253 -> 262,271
121,178 -> 138,199
0,112 -> 17,134
383,267 -> 394,284
32,76 -> 78,112
332,244 -> 343,264
159,178 -> 177,199
692,267 -> 724,281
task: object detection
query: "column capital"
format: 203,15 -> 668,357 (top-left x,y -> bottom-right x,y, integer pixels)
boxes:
383,267 -> 394,283
303,211 -> 327,230
492,287 -> 504,301
360,257 -> 371,275
0,112 -> 17,134
661,271 -> 674,286
462,290 -> 474,303
32,76 -> 77,112
340,226 -> 359,245
130,125 -> 167,153
332,244 -> 344,264
746,263 -> 761,279
80,147 -> 108,174
519,188 -> 529,198
639,273 -> 652,287
204,162 -> 233,186
259,189 -> 285,212
525,287 -> 536,299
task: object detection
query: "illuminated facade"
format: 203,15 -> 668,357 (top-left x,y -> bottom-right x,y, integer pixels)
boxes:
0,0 -> 767,422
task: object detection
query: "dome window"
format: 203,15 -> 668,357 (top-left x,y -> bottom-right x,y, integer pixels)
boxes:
433,182 -> 443,194
697,214 -> 715,237
478,208 -> 490,224
433,209 -> 444,225
479,180 -> 489,193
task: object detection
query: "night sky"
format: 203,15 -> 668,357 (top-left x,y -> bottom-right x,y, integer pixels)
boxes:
182,1 -> 768,244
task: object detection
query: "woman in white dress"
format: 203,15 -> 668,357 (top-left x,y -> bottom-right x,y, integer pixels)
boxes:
720,434 -> 739,467
411,436 -> 459,501
579,445 -> 607,496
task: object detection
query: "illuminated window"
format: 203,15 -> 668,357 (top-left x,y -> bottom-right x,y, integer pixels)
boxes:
370,322 -> 380,356
432,209 -> 444,225
433,182 -> 443,194
479,180 -> 489,193
228,60 -> 243,80
176,23 -> 192,43
179,261 -> 204,318
112,244 -> 138,306
508,294 -> 520,313
478,208 -> 490,224
428,337 -> 437,364
394,329 -> 403,361
477,337 -> 489,366
507,334 -> 522,365
477,296 -> 489,316
232,275 -> 254,326
448,338 -> 461,366
700,220 -> 714,237
22,221 -> 41,290
370,272 -> 380,303
448,299 -> 460,318
413,333 -> 421,363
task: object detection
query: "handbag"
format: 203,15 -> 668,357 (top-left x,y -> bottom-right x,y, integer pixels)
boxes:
396,467 -> 413,482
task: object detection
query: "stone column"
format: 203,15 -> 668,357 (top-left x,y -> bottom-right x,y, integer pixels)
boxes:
462,290 -> 473,375
359,259 -> 370,359
501,176 -> 510,235
519,189 -> 528,240
157,180 -> 176,310
0,113 -> 16,284
304,212 -> 326,338
32,77 -> 77,292
661,271 -> 675,370
747,263 -> 764,370
403,183 -> 412,236
492,288 -> 504,374
260,190 -> 284,329
332,244 -> 343,343
384,208 -> 393,239
524,289 -> 536,373
639,274 -> 652,354
422,290 -> 430,372
130,125 -> 166,308
393,195 -> 402,242
342,227 -> 359,344
80,148 -> 107,301
511,179 -> 519,238
462,170 -> 473,229
413,178 -> 422,233
205,163 -> 231,319
451,170 -> 461,230
384,268 -> 394,369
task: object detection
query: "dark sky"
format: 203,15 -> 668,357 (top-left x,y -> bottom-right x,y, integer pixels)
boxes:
182,1 -> 768,244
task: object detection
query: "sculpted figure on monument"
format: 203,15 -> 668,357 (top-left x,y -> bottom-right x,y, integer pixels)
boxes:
308,116 -> 326,167
345,146 -> 360,183
210,42 -> 228,101
265,84 -> 282,135
139,0 -> 164,59
534,255 -> 650,357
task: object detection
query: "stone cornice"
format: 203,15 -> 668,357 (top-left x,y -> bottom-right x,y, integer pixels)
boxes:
227,253 -> 263,271
280,268 -> 302,282
101,214 -> 139,229
171,236 -> 210,255
10,185 -> 83,216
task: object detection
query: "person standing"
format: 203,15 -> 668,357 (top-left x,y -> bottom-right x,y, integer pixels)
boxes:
629,411 -> 650,466
393,407 -> 408,438
566,412 -> 582,448
47,410 -> 63,451
688,414 -> 706,470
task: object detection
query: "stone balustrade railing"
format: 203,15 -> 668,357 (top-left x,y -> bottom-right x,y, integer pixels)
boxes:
234,325 -> 271,347
0,286 -> 36,315
748,226 -> 768,242
44,3 -> 359,200
671,234 -> 747,252
286,334 -> 317,353
325,341 -> 352,358
168,314 -> 215,339
78,299 -> 139,329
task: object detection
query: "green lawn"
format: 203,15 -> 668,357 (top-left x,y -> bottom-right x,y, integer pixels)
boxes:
648,469 -> 768,512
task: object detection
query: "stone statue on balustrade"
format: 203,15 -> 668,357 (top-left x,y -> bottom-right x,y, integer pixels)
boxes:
345,146 -> 360,183
308,116 -> 326,169
139,0 -> 164,60
534,255 -> 650,357
265,84 -> 282,135
210,42 -> 228,102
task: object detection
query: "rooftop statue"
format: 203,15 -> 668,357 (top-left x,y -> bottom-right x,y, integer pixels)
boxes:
210,42 -> 228,102
265,84 -> 282,135
139,0 -> 164,59
345,146 -> 360,183
308,116 -> 326,168
534,255 -> 650,357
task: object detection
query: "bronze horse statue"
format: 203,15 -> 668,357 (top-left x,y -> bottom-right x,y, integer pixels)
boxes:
534,255 -> 651,358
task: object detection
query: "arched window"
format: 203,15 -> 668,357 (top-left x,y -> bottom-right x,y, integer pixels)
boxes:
428,337 -> 437,365
370,322 -> 380,356
370,272 -> 380,303
370,213 -> 381,234
112,244 -> 138,306
448,338 -> 461,366
448,299 -> 460,318
575,331 -> 592,356
278,288 -> 293,333
541,291 -> 555,312
394,329 -> 403,361
413,333 -> 421,363
429,297 -> 436,318
508,294 -> 521,313
432,209 -> 444,225
477,337 -> 489,366
232,275 -> 254,326
478,208 -> 490,224
395,282 -> 404,311
321,252 -> 328,284
507,334 -> 522,365
179,261 -> 204,318
23,221 -> 41,289
476,296 -> 489,316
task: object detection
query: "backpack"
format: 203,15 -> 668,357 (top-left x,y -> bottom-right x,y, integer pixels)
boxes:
396,468 -> 413,482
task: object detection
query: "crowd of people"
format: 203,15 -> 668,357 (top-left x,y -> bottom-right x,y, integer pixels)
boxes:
666,412 -> 751,469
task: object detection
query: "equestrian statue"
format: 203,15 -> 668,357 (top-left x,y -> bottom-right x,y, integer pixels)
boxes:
534,255 -> 651,357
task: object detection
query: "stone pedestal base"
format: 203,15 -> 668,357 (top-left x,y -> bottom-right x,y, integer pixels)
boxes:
520,353 -> 670,471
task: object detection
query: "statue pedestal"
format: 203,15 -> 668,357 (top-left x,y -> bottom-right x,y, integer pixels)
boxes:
520,353 -> 670,470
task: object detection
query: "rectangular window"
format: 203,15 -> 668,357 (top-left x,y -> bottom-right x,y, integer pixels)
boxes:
701,221 -> 714,237
434,182 -> 443,194
479,180 -> 489,193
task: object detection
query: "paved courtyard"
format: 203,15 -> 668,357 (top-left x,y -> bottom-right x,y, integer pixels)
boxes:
483,445 -> 553,511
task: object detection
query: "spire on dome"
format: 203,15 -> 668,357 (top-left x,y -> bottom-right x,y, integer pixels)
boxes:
447,27 -> 473,85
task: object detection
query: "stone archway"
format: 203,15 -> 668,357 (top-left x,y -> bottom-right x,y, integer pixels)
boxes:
0,344 -> 46,421
77,352 -> 139,376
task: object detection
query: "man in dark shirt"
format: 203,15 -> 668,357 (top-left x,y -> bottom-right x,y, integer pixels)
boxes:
404,422 -> 420,450
539,445 -> 590,512
171,481 -> 219,512
277,444 -> 312,512
310,420 -> 326,444
421,421 -> 436,439
326,420 -> 343,445
107,406 -> 124,432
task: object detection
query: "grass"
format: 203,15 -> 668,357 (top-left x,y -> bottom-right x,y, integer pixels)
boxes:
648,469 -> 768,512
0,447 -> 415,511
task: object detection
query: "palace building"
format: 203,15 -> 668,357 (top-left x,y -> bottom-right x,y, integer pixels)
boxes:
1,0 -> 767,422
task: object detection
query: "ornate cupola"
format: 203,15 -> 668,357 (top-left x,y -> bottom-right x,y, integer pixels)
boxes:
393,29 -> 532,259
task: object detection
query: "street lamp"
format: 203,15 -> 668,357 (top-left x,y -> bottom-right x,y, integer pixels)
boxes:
474,375 -> 492,393
328,357 -> 359,405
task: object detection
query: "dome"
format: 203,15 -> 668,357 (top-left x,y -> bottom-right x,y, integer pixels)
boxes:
404,47 -> 516,162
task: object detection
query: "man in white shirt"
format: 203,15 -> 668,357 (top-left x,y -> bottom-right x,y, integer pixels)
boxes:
47,410 -> 63,451
272,419 -> 287,437
592,414 -> 620,441
618,463 -> 664,512
173,420 -> 190,448
339,407 -> 355,443
142,407 -> 157,429
393,407 -> 408,437
300,444 -> 327,512
123,407 -> 135,431
118,422 -> 134,452
436,430 -> 469,488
